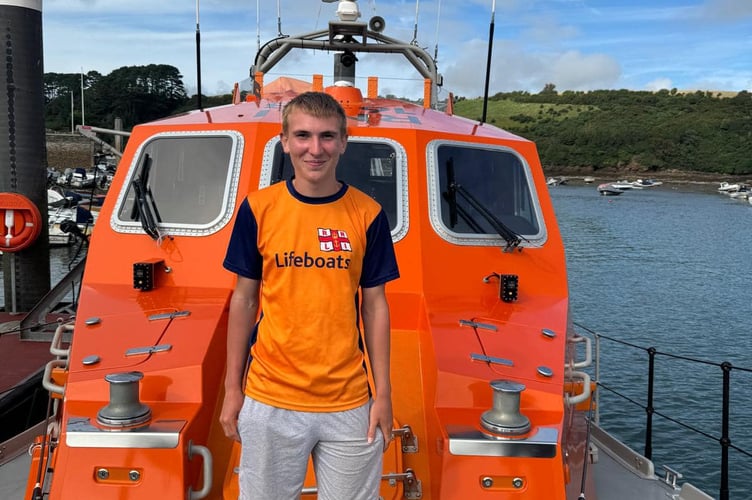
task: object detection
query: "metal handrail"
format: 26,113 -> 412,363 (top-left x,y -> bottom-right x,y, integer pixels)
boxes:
574,322 -> 752,500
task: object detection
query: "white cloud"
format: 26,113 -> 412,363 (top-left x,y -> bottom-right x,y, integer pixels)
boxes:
38,0 -> 752,96
645,78 -> 674,91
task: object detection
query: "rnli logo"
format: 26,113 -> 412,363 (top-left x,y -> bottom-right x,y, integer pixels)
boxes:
318,228 -> 352,252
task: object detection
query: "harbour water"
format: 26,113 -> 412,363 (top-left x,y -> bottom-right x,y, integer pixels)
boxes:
550,182 -> 751,498
1,181 -> 750,497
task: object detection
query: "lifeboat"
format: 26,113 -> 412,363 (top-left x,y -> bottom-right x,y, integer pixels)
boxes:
13,1 -> 712,499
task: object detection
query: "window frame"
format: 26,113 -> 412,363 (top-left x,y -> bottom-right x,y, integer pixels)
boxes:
426,139 -> 546,247
111,130 -> 243,236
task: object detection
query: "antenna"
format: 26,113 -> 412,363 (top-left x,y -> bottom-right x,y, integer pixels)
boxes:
277,0 -> 283,36
481,0 -> 495,124
411,0 -> 420,44
195,0 -> 203,110
256,0 -> 261,52
433,0 -> 442,62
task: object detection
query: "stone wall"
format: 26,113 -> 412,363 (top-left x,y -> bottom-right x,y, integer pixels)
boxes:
46,132 -> 96,171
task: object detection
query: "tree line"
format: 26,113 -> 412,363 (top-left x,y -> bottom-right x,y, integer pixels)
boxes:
453,85 -> 752,175
44,67 -> 752,176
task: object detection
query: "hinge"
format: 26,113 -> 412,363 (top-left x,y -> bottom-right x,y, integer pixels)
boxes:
392,425 -> 418,453
383,469 -> 422,499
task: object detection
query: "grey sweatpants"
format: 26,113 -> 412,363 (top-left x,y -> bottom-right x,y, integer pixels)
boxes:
237,396 -> 383,500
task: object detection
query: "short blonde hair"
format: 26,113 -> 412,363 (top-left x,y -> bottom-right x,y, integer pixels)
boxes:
282,92 -> 348,137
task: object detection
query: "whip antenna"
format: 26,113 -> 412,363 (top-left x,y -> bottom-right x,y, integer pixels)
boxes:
433,0 -> 442,61
195,0 -> 203,110
256,0 -> 261,52
411,0 -> 420,44
481,0 -> 496,124
277,0 -> 283,36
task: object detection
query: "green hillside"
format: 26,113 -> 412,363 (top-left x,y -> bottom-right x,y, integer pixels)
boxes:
452,89 -> 752,176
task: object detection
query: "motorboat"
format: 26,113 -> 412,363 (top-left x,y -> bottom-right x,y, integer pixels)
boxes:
631,178 -> 663,187
718,181 -> 741,193
597,183 -> 624,196
0,1 -> 714,499
728,184 -> 749,199
47,189 -> 97,246
611,180 -> 641,190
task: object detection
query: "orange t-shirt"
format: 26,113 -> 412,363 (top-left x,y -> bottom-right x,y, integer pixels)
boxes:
223,180 -> 399,411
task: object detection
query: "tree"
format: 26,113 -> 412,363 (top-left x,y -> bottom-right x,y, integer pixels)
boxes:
44,65 -> 190,132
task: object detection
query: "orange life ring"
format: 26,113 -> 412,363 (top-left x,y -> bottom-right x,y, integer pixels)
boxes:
1,192 -> 43,252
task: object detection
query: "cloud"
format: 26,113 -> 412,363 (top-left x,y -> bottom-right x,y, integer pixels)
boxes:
645,78 -> 674,91
699,0 -> 752,21
442,39 -> 620,97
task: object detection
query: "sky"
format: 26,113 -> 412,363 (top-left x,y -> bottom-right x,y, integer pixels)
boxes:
37,0 -> 752,100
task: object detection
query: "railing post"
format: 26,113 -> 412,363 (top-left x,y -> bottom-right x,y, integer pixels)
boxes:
594,334 -> 601,425
719,362 -> 731,500
644,347 -> 656,460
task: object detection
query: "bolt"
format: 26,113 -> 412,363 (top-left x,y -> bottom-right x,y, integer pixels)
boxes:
512,477 -> 524,489
481,477 -> 493,488
129,470 -> 141,481
96,468 -> 109,480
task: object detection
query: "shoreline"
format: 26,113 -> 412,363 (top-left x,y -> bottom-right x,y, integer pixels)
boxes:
543,168 -> 751,192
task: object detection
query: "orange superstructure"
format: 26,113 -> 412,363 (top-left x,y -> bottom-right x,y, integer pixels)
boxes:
24,4 -> 596,499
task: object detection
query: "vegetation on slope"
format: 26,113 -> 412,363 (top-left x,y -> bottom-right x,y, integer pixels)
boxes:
453,86 -> 752,176
44,69 -> 752,176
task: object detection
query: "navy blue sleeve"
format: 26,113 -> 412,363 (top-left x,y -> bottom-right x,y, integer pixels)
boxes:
223,198 -> 263,279
360,210 -> 400,288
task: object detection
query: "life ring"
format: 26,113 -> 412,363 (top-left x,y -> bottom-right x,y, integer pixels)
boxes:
1,192 -> 43,252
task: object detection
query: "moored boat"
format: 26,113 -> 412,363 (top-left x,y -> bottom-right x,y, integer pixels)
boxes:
597,183 -> 624,196
1,1 -> 717,499
631,178 -> 663,187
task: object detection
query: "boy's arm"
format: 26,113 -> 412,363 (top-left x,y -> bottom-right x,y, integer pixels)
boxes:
361,284 -> 393,447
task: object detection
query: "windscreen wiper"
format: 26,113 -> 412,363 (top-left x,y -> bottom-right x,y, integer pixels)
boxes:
444,157 -> 523,252
129,153 -> 162,240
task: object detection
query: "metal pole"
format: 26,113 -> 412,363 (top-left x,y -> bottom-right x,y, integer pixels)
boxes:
644,347 -> 656,460
70,90 -> 74,132
9,253 -> 17,313
195,0 -> 202,110
719,362 -> 731,500
595,334 -> 601,425
80,69 -> 85,126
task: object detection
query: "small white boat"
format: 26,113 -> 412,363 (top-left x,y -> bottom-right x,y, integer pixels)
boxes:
718,181 -> 740,193
728,185 -> 749,199
583,176 -> 595,183
610,180 -> 641,190
546,176 -> 568,186
631,178 -> 663,187
47,189 -> 97,246
597,183 -> 624,196
56,167 -> 100,189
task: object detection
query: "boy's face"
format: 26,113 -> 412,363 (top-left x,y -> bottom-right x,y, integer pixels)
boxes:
281,110 -> 347,188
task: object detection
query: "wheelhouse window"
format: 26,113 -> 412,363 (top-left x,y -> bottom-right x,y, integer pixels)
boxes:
114,132 -> 241,236
428,141 -> 543,245
263,138 -> 406,239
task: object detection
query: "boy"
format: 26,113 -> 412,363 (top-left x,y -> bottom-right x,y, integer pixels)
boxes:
221,91 -> 399,499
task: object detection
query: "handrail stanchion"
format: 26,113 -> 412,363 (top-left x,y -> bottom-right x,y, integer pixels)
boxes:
720,362 -> 731,500
594,334 -> 601,425
644,347 -> 656,460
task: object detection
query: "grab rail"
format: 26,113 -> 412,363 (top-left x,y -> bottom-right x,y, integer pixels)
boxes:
187,441 -> 213,500
50,322 -> 74,358
42,358 -> 68,395
575,322 -> 752,500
